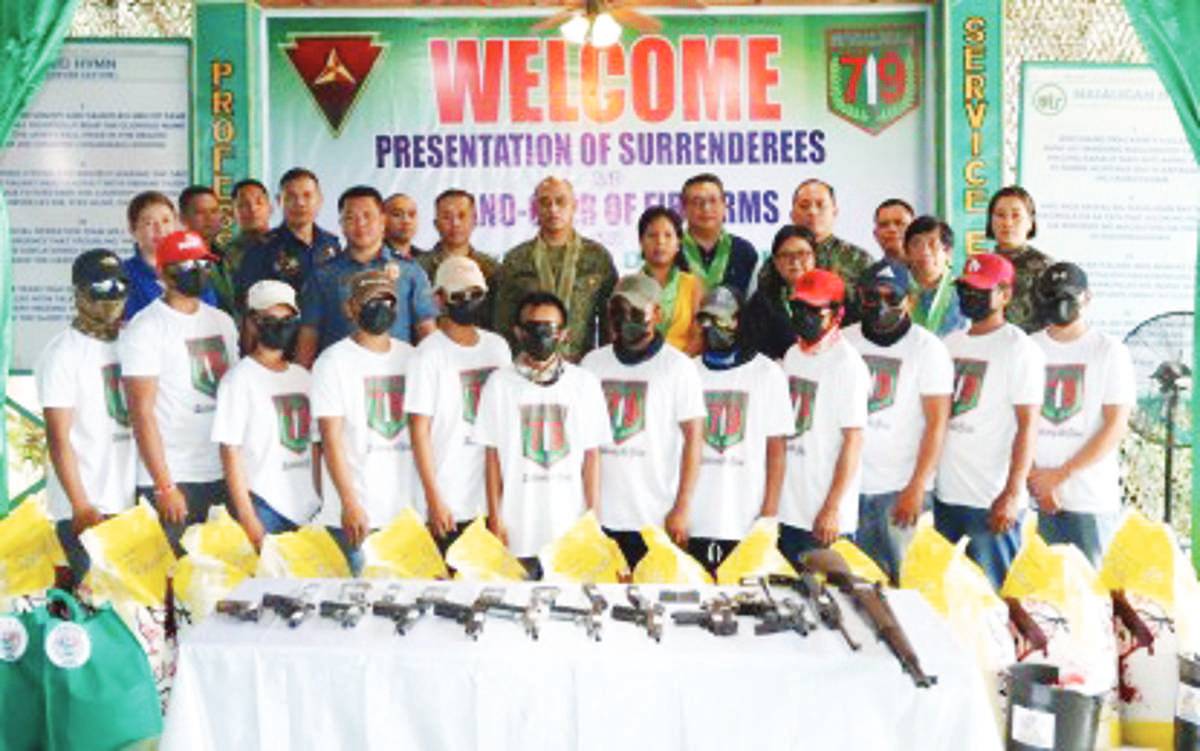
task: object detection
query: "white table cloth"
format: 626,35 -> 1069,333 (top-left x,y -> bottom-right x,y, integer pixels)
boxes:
161,579 -> 1001,751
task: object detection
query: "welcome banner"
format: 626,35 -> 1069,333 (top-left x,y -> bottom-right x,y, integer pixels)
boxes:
257,6 -> 934,267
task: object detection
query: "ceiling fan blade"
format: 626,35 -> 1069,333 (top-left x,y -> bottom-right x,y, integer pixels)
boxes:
531,8 -> 583,32
611,0 -> 706,9
611,8 -> 662,33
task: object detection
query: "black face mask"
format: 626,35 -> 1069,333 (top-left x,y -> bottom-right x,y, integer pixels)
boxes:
789,300 -> 828,344
860,289 -> 912,346
446,295 -> 487,326
357,297 -> 397,335
956,284 -> 996,322
257,315 -> 301,351
701,321 -> 738,353
1036,293 -> 1081,327
517,321 -> 561,360
167,265 -> 210,298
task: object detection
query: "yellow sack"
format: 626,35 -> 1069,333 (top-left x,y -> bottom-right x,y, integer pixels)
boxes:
175,555 -> 251,619
831,538 -> 889,585
80,502 -> 176,607
632,526 -> 713,585
361,508 -> 450,580
180,508 -> 257,576
0,499 -> 67,600
257,525 -> 351,579
444,517 -> 527,581
538,511 -> 628,583
715,517 -> 796,585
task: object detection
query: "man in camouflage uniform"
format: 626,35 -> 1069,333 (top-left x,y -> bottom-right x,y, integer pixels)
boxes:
495,177 -> 617,362
418,189 -> 502,330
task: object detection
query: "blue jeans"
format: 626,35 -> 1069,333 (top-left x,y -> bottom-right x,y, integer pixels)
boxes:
933,498 -> 1023,590
55,520 -> 91,583
777,523 -> 848,569
1037,509 -> 1118,569
327,526 -> 368,576
250,494 -> 300,535
138,480 -> 232,555
856,491 -> 933,585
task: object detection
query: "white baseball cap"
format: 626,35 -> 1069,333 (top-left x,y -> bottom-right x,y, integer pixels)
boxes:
246,279 -> 298,313
435,255 -> 488,294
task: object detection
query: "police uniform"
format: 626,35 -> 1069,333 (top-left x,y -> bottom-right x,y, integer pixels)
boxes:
235,222 -> 340,301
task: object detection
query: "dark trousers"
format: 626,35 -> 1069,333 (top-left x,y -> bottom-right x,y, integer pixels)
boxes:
603,527 -> 648,570
686,537 -> 739,577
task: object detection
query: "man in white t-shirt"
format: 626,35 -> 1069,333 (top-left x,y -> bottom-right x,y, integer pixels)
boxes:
408,256 -> 511,551
688,286 -> 791,574
212,280 -> 319,549
1028,262 -> 1134,566
581,274 -> 705,568
778,269 -> 871,565
36,249 -> 136,579
311,269 -> 418,574
844,259 -> 953,583
120,231 -> 239,551
474,291 -> 610,573
935,253 -> 1044,588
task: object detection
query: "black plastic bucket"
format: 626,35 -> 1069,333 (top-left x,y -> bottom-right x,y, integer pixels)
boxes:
1005,663 -> 1102,751
1177,653 -> 1200,750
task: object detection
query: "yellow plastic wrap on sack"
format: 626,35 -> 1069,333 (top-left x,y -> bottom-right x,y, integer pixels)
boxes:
256,525 -> 351,579
444,517 -> 528,581
0,499 -> 67,599
80,502 -> 177,607
538,511 -> 629,583
632,526 -> 713,585
715,517 -> 796,585
831,538 -> 889,586
175,555 -> 251,619
361,508 -> 450,580
180,508 -> 257,576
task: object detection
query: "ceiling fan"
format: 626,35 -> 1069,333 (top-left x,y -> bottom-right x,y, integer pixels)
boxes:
532,0 -> 706,47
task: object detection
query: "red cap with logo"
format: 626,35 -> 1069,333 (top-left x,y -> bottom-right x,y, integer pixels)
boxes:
958,252 -> 1014,290
155,230 -> 217,271
791,269 -> 845,306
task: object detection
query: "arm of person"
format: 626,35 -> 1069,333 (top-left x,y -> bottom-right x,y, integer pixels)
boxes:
664,418 -> 702,545
813,427 -> 863,545
311,442 -> 323,500
409,413 -> 455,538
484,446 -> 506,544
219,443 -> 264,549
124,376 -> 187,524
893,394 -> 951,527
318,415 -> 369,547
759,435 -> 786,518
990,404 -> 1038,533
1028,404 -> 1131,508
582,447 -> 601,516
294,325 -> 319,370
43,407 -> 104,535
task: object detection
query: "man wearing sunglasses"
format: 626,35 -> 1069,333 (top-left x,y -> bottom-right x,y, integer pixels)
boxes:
843,260 -> 953,583
36,249 -> 137,579
407,257 -> 511,551
119,231 -> 240,552
581,274 -> 706,568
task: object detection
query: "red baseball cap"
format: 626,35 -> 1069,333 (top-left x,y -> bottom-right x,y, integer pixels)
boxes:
156,230 -> 217,270
791,269 -> 845,306
958,252 -> 1014,290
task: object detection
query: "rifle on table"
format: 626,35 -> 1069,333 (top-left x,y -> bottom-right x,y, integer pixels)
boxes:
544,583 -> 609,641
262,584 -> 319,629
802,549 -> 937,688
319,581 -> 372,629
371,585 -> 445,636
431,587 -> 502,640
611,585 -> 665,642
671,593 -> 739,636
215,599 -> 261,622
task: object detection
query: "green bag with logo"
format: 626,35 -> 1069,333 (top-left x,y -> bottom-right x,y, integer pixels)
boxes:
0,600 -> 49,750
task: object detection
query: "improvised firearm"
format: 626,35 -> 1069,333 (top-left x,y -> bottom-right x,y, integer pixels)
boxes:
483,587 -> 558,641
262,584 -> 319,629
214,599 -> 261,622
740,577 -> 813,637
431,588 -> 502,640
371,585 -> 445,635
802,549 -> 937,688
545,583 -> 609,641
671,593 -> 739,637
319,581 -> 372,629
611,585 -> 665,642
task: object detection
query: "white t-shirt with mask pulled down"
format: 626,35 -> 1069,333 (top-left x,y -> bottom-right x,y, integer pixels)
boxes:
937,323 -> 1045,509
211,357 -> 320,525
472,364 -> 611,557
405,328 -> 512,522
844,323 -> 954,495
580,343 -> 707,532
35,327 -> 137,519
310,337 -> 418,529
118,298 -> 239,484
689,354 -> 793,540
1032,327 -> 1135,514
780,337 -> 871,533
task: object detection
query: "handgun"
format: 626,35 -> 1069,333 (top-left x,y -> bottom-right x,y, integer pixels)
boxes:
671,593 -> 739,636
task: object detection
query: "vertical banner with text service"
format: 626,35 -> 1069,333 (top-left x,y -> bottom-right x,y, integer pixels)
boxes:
260,7 -> 934,266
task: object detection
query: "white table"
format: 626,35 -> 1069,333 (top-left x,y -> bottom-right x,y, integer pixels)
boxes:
162,579 -> 1001,751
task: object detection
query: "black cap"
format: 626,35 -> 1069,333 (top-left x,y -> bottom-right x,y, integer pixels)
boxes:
72,249 -> 126,287
858,258 -> 913,296
1036,262 -> 1088,298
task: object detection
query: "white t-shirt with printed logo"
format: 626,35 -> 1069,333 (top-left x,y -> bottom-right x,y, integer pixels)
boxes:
310,337 -> 417,529
689,354 -> 793,541
780,337 -> 871,533
211,358 -> 320,525
406,329 -> 512,522
937,323 -> 1045,509
471,364 -> 611,557
1032,328 -> 1135,513
580,343 -> 707,533
844,323 -> 955,495
118,298 -> 239,484
35,328 -> 136,520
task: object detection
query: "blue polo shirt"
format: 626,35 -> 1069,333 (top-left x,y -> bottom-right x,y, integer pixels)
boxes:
121,247 -> 217,321
300,244 -> 438,350
235,222 -> 340,300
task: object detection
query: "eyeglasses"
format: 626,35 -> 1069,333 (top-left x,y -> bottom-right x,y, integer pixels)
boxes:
85,277 -> 128,300
168,259 -> 212,273
447,288 -> 486,306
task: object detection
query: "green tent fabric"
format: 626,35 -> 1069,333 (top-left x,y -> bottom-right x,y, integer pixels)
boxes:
1123,0 -> 1200,567
0,0 -> 81,516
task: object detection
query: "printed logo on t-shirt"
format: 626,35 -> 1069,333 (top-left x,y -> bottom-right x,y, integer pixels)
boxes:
521,403 -> 570,468
951,358 -> 988,418
703,390 -> 748,453
601,379 -> 647,444
272,393 -> 312,454
862,355 -> 901,414
364,375 -> 407,439
185,336 -> 231,398
788,377 -> 818,436
101,363 -> 130,427
1042,363 -> 1085,425
460,367 -> 497,425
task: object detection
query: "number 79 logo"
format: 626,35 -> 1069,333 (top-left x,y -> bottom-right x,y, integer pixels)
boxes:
826,25 -> 923,135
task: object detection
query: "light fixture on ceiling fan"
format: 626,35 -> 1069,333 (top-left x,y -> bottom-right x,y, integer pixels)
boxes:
532,0 -> 705,49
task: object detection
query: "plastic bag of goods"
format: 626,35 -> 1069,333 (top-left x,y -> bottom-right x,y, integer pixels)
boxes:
0,499 -> 66,607
714,517 -> 797,585
444,517 -> 528,582
361,508 -> 450,580
632,526 -> 713,585
257,525 -> 351,579
538,511 -> 628,583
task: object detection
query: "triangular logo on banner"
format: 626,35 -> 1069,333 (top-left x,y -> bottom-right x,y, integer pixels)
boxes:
283,35 -> 386,135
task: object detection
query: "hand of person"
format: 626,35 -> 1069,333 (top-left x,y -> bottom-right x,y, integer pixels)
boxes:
155,485 -> 188,526
341,501 -> 371,549
1027,466 -> 1068,510
891,483 -> 925,528
665,507 -> 690,547
240,514 -> 267,551
813,505 -> 840,546
427,497 -> 457,540
71,503 -> 105,536
487,515 -> 508,546
988,490 -> 1021,534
